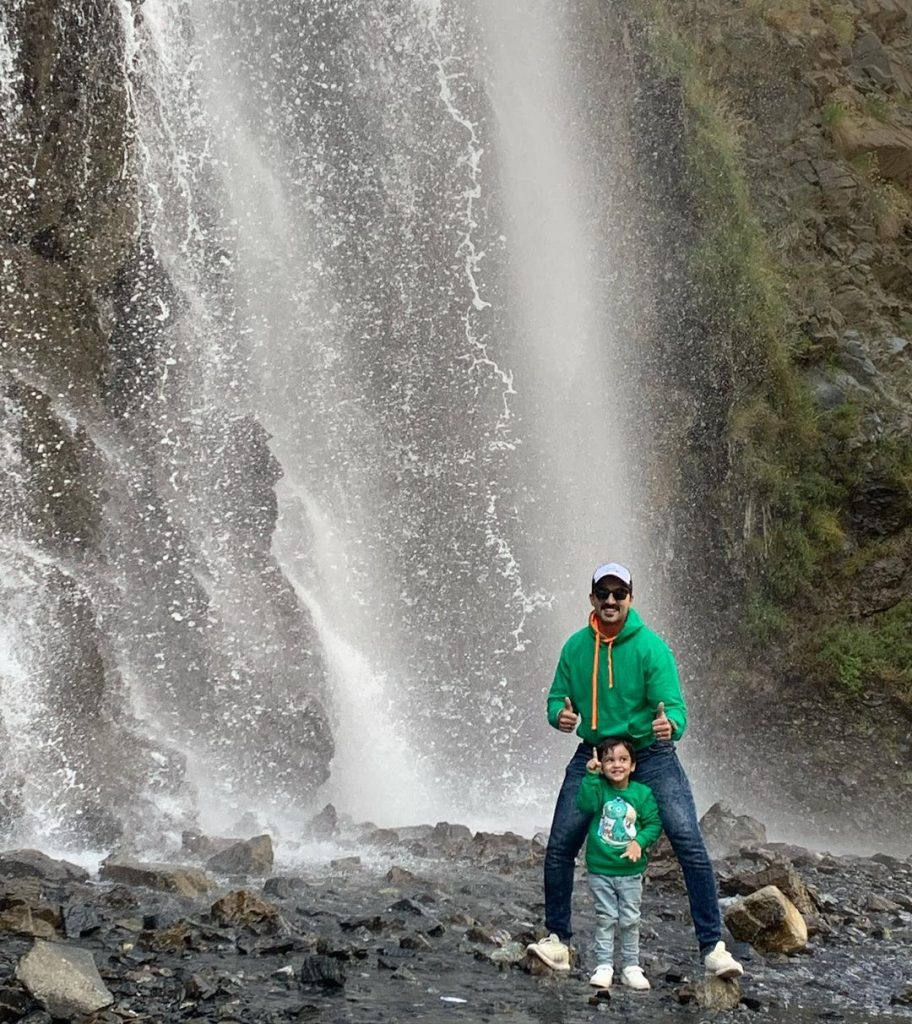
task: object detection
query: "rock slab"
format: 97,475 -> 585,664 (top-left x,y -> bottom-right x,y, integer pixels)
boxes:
16,939 -> 113,1018
725,884 -> 808,954
206,834 -> 274,876
99,860 -> 211,897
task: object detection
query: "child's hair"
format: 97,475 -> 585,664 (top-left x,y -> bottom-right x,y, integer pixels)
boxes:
596,736 -> 637,763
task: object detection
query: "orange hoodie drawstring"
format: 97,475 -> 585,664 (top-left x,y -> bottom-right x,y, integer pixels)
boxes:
589,612 -> 616,731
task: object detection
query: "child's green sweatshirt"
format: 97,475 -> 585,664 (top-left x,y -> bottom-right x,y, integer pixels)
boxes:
576,773 -> 662,877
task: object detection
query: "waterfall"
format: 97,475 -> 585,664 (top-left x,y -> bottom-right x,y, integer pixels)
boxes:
1,0 -> 664,843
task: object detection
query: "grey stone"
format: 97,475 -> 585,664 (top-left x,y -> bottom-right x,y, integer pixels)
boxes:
725,885 -> 808,954
264,875 -> 308,900
98,860 -> 211,897
719,859 -> 817,916
0,850 -> 88,884
700,802 -> 767,860
852,32 -> 895,88
210,889 -> 284,933
205,834 -> 274,876
803,369 -> 848,410
304,804 -> 338,839
298,954 -> 345,989
16,940 -> 113,1018
677,975 -> 742,1011
885,335 -> 909,356
839,332 -> 878,380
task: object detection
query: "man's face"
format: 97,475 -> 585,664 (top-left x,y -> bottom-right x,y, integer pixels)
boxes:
589,575 -> 632,628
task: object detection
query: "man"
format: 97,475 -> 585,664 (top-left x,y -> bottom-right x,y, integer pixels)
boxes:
527,562 -> 743,979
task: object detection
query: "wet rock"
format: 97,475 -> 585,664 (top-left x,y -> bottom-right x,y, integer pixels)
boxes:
99,860 -> 212,898
377,947 -> 416,971
210,890 -> 284,934
16,940 -> 113,1018
141,921 -> 194,953
399,933 -> 433,951
0,851 -> 88,884
385,866 -> 419,887
298,954 -> 345,990
0,905 -> 58,940
183,970 -> 219,1000
362,828 -> 399,848
304,804 -> 338,839
387,898 -> 426,917
396,825 -> 435,842
430,822 -> 473,856
205,835 -> 274,876
758,842 -> 821,867
263,876 -> 308,900
340,915 -> 385,933
62,903 -> 101,939
0,983 -> 32,1019
700,803 -> 767,860
725,885 -> 808,954
329,856 -> 361,871
181,831 -> 241,859
891,984 -> 912,1006
866,893 -> 901,913
719,859 -> 817,915
677,976 -> 742,1011
487,941 -> 527,966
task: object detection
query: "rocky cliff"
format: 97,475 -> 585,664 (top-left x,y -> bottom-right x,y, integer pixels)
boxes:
621,0 -> 912,838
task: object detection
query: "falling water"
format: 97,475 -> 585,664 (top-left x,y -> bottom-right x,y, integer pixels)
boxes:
1,0 -> 665,842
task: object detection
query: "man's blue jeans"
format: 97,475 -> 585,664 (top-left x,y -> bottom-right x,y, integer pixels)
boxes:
543,741 -> 722,952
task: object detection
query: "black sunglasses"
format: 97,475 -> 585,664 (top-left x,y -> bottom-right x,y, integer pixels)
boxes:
594,587 -> 630,602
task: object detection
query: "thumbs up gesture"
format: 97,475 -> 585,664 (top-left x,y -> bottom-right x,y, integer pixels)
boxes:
652,700 -> 673,741
557,696 -> 579,734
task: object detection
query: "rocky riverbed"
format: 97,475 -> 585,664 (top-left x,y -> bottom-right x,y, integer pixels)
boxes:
0,806 -> 910,1024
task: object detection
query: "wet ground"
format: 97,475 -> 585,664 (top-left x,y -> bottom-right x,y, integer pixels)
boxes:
0,822 -> 910,1023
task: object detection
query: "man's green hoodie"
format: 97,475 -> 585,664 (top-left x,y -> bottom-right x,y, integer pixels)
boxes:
546,607 -> 687,749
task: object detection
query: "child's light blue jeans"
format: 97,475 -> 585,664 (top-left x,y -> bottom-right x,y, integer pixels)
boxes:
588,872 -> 643,968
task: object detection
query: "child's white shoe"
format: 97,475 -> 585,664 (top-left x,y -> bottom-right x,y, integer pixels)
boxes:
589,964 -> 614,989
620,965 -> 651,990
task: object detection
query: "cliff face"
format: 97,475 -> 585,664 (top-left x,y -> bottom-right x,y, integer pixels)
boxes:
0,1 -> 332,847
623,0 -> 912,840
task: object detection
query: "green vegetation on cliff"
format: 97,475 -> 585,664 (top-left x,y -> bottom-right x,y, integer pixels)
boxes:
631,0 -> 912,711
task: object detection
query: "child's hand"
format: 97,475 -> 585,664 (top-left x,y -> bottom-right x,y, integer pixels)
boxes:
621,840 -> 642,862
586,746 -> 601,773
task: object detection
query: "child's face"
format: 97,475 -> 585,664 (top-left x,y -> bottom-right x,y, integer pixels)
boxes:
601,744 -> 634,788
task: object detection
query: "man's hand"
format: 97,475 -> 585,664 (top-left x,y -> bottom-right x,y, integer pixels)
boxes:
652,701 -> 673,741
558,696 -> 578,734
586,746 -> 601,773
621,840 -> 642,862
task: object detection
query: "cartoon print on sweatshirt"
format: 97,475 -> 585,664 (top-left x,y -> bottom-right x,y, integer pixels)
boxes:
598,794 -> 638,846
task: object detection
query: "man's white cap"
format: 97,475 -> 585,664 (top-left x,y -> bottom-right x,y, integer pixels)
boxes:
592,562 -> 632,589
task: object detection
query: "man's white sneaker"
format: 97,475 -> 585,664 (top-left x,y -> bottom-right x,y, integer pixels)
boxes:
526,933 -> 571,973
589,964 -> 614,989
620,965 -> 651,990
703,940 -> 744,979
